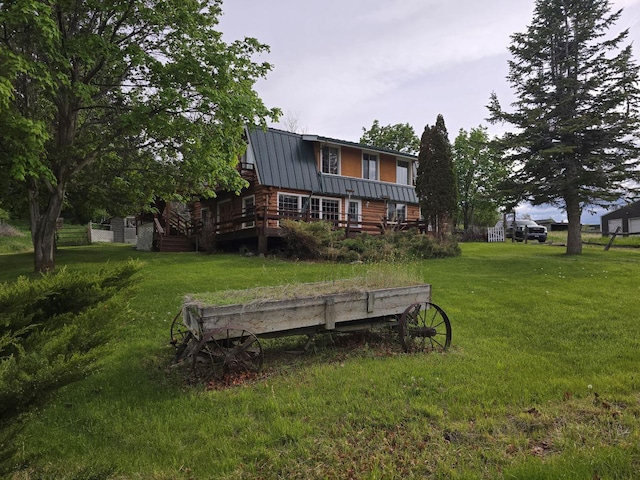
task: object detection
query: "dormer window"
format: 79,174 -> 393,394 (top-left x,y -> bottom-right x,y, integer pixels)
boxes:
321,146 -> 340,174
362,153 -> 378,180
397,160 -> 409,185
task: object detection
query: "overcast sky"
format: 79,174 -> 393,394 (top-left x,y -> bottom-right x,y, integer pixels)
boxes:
219,0 -> 640,223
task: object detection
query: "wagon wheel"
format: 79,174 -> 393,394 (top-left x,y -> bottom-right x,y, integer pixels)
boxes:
170,310 -> 194,362
398,302 -> 451,353
192,327 -> 263,383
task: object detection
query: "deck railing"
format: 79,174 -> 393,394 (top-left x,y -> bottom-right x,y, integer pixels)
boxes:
211,206 -> 426,238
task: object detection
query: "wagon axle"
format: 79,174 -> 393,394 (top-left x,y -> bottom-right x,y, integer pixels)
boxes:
407,326 -> 438,337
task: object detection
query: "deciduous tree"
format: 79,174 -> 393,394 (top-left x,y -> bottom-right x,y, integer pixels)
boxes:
487,0 -> 640,254
360,120 -> 420,155
452,126 -> 506,229
0,0 -> 279,271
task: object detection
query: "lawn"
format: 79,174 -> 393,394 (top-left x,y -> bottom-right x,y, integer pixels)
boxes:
2,241 -> 640,479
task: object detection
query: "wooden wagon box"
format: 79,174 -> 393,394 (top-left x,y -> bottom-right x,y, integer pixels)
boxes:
183,283 -> 432,340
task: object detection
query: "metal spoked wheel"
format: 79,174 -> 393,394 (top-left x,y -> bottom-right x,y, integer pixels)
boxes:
192,327 -> 263,384
170,310 -> 193,361
398,302 -> 451,353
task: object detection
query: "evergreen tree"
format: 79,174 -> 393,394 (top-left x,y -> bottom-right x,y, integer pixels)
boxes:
416,115 -> 458,236
488,0 -> 640,254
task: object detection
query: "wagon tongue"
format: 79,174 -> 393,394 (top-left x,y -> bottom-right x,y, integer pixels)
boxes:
409,326 -> 437,337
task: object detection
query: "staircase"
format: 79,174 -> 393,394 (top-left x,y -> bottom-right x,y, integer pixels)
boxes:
154,214 -> 198,253
157,235 -> 192,252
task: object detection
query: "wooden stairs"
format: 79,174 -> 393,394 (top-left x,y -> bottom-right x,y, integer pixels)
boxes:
157,235 -> 192,252
154,215 -> 198,253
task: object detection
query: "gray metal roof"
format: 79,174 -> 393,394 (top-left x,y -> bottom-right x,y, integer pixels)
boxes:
246,127 -> 418,204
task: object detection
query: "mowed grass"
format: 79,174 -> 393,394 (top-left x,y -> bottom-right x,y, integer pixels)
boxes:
2,241 -> 640,479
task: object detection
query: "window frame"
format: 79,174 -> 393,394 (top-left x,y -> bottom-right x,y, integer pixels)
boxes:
347,199 -> 362,227
321,146 -> 340,175
362,152 -> 379,180
387,202 -> 407,223
277,192 -> 342,225
396,159 -> 410,185
242,195 -> 255,229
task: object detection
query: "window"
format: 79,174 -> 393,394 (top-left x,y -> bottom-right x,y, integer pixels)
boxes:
362,153 -> 378,180
397,160 -> 409,185
309,198 -> 321,219
201,207 -> 210,226
242,196 -> 255,228
277,193 -> 341,224
322,199 -> 340,222
278,194 -> 300,218
348,200 -> 361,227
387,202 -> 406,222
321,146 -> 339,174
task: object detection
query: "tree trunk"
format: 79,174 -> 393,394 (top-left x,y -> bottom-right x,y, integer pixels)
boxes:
29,179 -> 66,273
565,198 -> 582,255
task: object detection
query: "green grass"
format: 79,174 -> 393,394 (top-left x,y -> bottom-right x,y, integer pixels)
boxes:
3,242 -> 640,479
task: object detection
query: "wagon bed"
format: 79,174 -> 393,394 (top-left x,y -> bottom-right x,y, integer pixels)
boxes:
171,281 -> 451,383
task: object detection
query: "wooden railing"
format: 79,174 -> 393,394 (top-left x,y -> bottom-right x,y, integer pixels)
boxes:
211,206 -> 426,238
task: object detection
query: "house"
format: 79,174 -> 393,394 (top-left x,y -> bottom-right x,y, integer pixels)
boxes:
190,127 -> 422,254
601,200 -> 640,236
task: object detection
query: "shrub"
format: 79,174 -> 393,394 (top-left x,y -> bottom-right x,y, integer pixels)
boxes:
0,261 -> 141,474
281,222 -> 461,262
280,220 -> 345,259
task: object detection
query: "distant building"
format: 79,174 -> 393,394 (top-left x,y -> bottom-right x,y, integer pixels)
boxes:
534,218 -> 568,232
601,201 -> 640,236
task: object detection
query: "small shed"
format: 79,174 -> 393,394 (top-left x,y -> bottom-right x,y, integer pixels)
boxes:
601,201 -> 640,236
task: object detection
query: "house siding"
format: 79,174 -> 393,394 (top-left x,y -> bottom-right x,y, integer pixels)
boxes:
380,153 -> 397,183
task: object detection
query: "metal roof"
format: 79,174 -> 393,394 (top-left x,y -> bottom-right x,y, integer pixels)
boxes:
246,127 -> 418,204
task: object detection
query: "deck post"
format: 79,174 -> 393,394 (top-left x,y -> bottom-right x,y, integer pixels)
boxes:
258,234 -> 268,256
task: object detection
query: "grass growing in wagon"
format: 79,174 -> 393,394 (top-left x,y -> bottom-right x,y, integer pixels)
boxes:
186,266 -> 424,307
2,242 -> 640,479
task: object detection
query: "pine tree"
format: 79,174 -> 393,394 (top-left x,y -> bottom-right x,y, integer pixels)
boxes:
416,115 -> 458,236
488,0 -> 640,254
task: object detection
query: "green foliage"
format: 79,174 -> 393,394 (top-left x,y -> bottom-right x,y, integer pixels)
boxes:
280,220 -> 460,262
0,0 -> 280,271
452,126 -> 506,229
280,220 -> 345,259
0,261 -> 140,473
360,119 -> 420,155
416,115 -> 458,236
487,0 -> 640,254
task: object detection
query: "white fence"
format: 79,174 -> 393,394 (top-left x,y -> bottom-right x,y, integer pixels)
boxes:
487,226 -> 505,243
88,222 -> 114,243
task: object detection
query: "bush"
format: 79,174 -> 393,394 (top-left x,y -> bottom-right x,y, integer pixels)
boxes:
0,261 -> 141,474
280,220 -> 345,259
280,222 -> 461,262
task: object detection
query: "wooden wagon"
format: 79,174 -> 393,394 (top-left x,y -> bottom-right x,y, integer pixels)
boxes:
170,282 -> 451,383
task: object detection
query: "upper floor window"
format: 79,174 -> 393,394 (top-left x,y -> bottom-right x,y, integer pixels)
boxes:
362,153 -> 378,180
397,160 -> 410,185
321,146 -> 339,175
